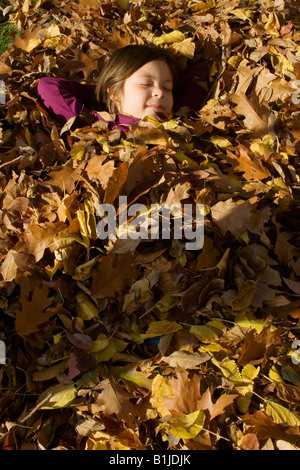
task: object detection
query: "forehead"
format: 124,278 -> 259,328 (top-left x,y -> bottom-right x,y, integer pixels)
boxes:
132,60 -> 173,81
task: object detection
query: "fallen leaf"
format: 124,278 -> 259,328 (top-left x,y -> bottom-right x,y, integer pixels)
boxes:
15,285 -> 58,336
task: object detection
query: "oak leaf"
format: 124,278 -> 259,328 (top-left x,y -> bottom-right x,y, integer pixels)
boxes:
15,285 -> 58,336
91,253 -> 139,298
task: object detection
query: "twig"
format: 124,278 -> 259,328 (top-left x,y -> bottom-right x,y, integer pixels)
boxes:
19,392 -> 52,423
0,155 -> 24,170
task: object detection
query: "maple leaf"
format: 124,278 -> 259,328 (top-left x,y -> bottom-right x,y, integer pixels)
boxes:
19,221 -> 67,262
47,164 -> 85,195
15,285 -> 58,336
1,0 -> 300,452
222,144 -> 270,180
231,92 -> 269,137
91,253 -> 139,298
93,377 -> 140,427
163,367 -> 201,414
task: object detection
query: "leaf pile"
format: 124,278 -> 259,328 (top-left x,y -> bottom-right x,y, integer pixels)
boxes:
1,0 -> 300,451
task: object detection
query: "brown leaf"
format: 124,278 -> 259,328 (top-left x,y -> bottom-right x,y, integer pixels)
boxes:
163,367 -> 201,414
222,144 -> 270,180
197,388 -> 237,420
243,410 -> 300,443
47,164 -> 84,194
15,285 -> 57,336
237,326 -> 285,366
94,378 -> 140,427
240,433 -> 260,450
104,162 -> 129,204
19,221 -> 67,262
91,253 -> 139,298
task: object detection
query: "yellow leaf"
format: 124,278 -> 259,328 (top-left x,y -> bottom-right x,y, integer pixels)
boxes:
116,0 -> 128,8
190,325 -> 221,344
242,364 -> 260,381
85,437 -> 130,450
159,410 -> 206,439
53,333 -> 62,344
88,333 -> 109,353
155,292 -> 178,313
76,292 -> 99,320
264,12 -> 280,37
172,38 -> 195,59
265,400 -> 300,426
84,200 -> 98,240
39,24 -> 61,39
25,128 -> 33,147
77,210 -> 90,245
269,365 -> 284,383
73,257 -> 98,280
235,311 -> 276,334
210,135 -> 233,149
212,357 -> 243,382
216,248 -> 230,275
140,320 -> 183,340
231,9 -> 255,20
199,343 -> 230,354
94,337 -> 127,361
190,0 -> 216,12
153,30 -> 185,45
37,383 -> 77,409
174,152 -> 199,169
26,37 -> 41,52
109,365 -> 153,390
45,259 -> 62,280
54,232 -> 89,249
150,375 -> 174,418
269,46 -> 294,74
70,144 -> 85,160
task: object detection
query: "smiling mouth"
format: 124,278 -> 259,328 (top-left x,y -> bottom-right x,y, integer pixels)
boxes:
148,105 -> 164,111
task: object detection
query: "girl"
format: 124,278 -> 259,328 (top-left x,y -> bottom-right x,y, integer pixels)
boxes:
37,44 -> 207,131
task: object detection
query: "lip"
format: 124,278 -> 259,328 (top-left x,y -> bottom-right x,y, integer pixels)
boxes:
148,104 -> 164,111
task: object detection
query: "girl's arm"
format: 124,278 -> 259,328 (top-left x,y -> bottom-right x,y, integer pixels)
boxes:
37,77 -> 138,131
37,77 -> 97,124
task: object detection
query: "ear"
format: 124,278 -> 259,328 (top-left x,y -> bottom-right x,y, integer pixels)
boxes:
107,86 -> 120,105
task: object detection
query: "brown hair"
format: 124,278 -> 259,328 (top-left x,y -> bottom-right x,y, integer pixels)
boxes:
96,44 -> 180,114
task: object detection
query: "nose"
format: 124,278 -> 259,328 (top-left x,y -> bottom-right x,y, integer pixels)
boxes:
152,85 -> 164,98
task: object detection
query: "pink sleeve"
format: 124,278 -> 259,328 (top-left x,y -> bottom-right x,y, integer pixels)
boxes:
37,77 -> 97,124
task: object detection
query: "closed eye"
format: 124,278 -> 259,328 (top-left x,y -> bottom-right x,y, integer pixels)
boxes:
139,83 -> 172,92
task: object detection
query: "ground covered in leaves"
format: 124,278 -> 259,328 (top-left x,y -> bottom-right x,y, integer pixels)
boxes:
1,0 -> 300,451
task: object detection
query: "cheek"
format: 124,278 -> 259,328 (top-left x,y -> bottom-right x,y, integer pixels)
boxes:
167,94 -> 174,112
122,84 -> 146,108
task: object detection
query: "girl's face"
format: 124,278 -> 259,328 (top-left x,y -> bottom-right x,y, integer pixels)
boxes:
116,60 -> 174,119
